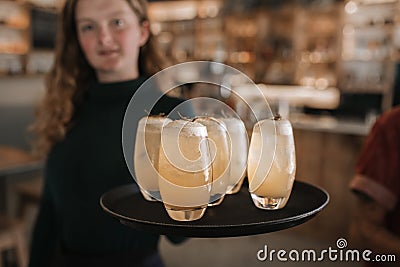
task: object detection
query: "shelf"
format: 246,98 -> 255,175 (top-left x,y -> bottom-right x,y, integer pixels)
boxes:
341,58 -> 392,63
347,24 -> 394,33
340,86 -> 389,94
23,0 -> 59,11
0,51 -> 28,56
356,0 -> 398,6
301,58 -> 336,64
0,23 -> 29,30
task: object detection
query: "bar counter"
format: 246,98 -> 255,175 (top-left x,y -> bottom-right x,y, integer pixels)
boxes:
291,113 -> 371,136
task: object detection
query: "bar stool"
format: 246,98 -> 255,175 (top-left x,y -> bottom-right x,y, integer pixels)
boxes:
0,215 -> 27,267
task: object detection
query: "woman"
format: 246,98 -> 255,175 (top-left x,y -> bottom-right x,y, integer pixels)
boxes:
29,0 -> 186,266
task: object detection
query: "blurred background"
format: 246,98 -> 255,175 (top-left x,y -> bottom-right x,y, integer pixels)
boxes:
1,0 -> 399,266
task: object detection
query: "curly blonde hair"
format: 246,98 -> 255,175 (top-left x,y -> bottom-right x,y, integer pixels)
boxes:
31,0 -> 169,156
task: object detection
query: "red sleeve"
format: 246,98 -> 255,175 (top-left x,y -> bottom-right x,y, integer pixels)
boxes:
350,109 -> 400,210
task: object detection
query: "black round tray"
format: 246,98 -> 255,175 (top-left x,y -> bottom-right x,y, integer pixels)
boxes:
100,181 -> 329,238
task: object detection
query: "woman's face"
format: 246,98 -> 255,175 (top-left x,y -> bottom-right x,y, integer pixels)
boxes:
75,0 -> 149,82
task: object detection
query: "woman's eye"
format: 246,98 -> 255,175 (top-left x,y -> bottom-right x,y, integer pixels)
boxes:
80,24 -> 94,32
112,19 -> 124,27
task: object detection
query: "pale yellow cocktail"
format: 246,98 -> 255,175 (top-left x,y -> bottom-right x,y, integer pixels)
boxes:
248,117 -> 296,210
158,120 -> 212,221
134,116 -> 171,201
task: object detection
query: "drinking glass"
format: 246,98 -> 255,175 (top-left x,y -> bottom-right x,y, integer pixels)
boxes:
194,117 -> 230,206
221,117 -> 248,194
247,116 -> 296,210
158,120 -> 213,221
134,116 -> 171,201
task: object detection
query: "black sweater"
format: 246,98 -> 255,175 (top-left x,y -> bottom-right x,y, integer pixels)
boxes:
29,77 -> 187,267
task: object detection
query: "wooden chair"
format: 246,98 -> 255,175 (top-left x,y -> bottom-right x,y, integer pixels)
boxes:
14,177 -> 43,220
0,215 -> 27,267
0,146 -> 43,267
0,146 -> 43,214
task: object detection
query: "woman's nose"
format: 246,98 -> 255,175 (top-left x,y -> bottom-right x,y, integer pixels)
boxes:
98,26 -> 113,46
